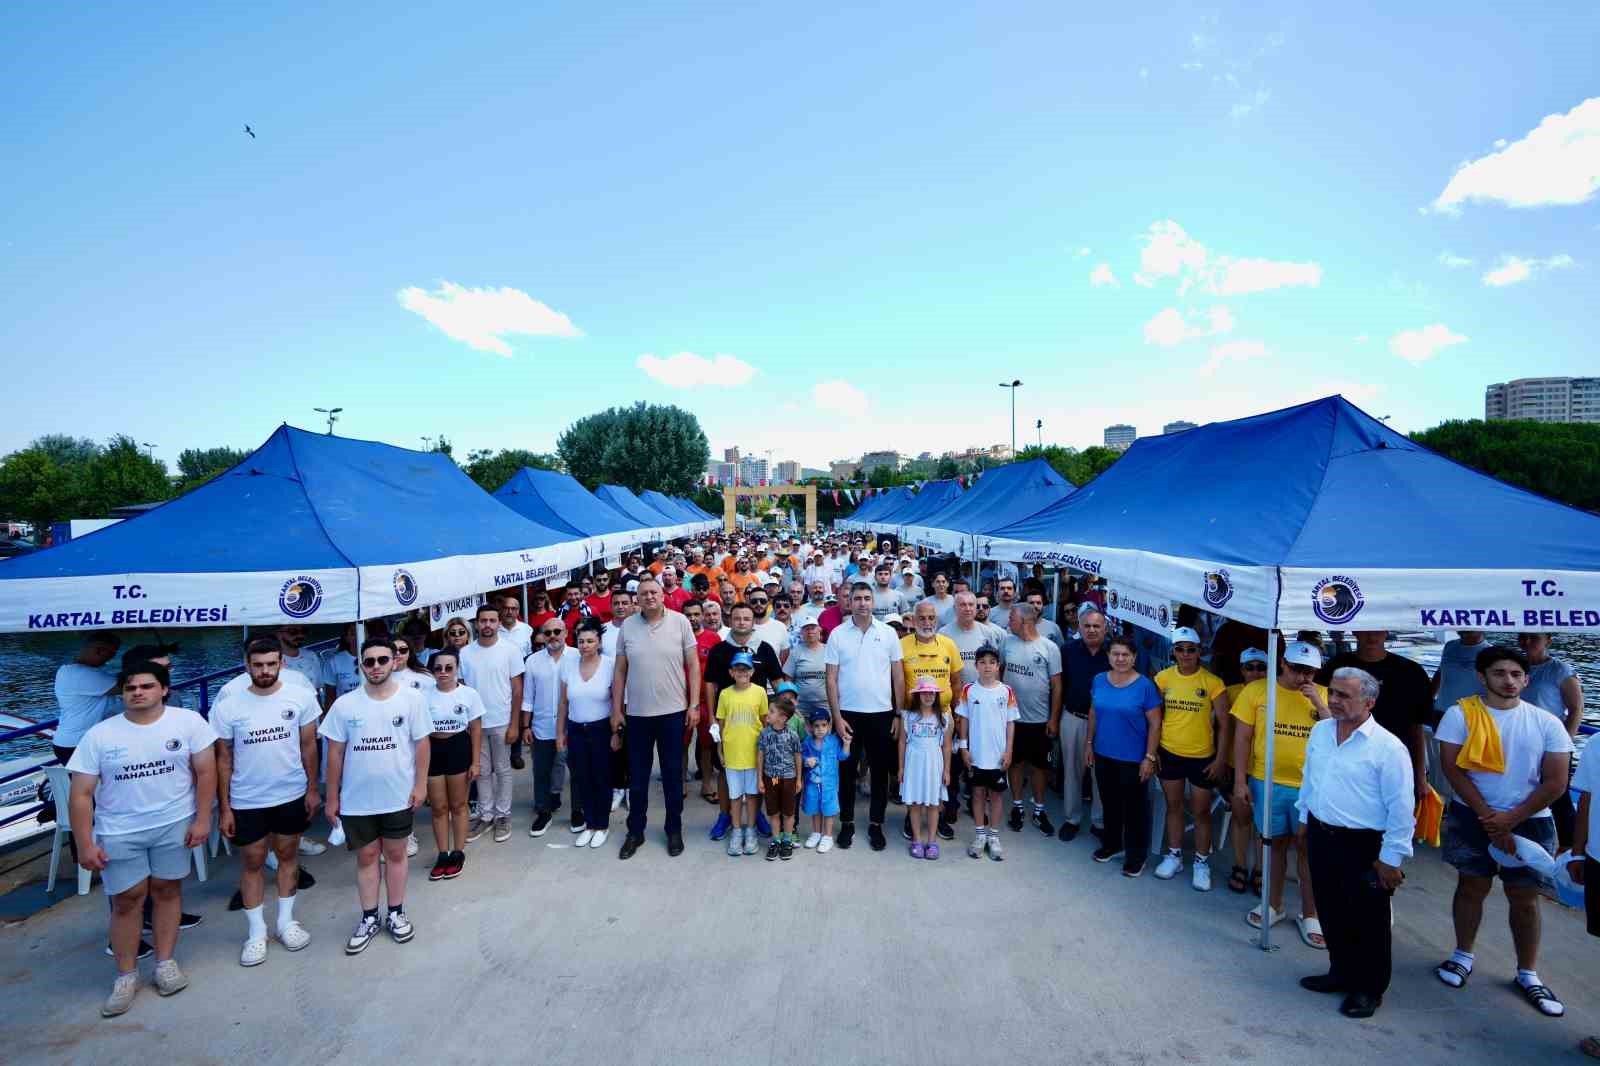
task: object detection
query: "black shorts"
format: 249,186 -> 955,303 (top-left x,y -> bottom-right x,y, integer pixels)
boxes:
429,731 -> 473,777
230,797 -> 312,847
969,767 -> 1008,793
1013,722 -> 1051,770
341,809 -> 414,851
1157,748 -> 1217,789
1587,857 -> 1600,938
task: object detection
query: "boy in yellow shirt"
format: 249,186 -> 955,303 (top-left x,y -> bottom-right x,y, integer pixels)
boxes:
716,651 -> 768,857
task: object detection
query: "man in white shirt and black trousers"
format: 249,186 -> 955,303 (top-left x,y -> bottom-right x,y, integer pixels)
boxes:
1294,666 -> 1415,1019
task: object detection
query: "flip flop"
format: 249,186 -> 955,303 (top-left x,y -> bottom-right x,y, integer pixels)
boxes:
1246,903 -> 1285,929
701,792 -> 719,804
1226,864 -> 1250,893
1435,959 -> 1471,988
1296,914 -> 1327,950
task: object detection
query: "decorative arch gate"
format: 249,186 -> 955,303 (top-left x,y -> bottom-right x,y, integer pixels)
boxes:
721,483 -> 818,532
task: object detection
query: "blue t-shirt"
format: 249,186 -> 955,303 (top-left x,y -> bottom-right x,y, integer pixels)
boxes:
1091,672 -> 1161,763
1523,657 -> 1576,722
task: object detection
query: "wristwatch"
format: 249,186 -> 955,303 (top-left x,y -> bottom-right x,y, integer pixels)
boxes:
1142,753 -> 1157,764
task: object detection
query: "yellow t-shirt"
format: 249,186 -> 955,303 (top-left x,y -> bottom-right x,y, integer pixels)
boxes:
716,684 -> 768,770
900,634 -> 962,708
1228,678 -> 1326,788
1154,666 -> 1226,758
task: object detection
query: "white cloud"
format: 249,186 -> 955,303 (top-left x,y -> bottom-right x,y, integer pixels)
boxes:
812,380 -> 869,418
1212,257 -> 1321,294
397,282 -> 580,356
1089,262 -> 1119,288
1143,305 -> 1232,347
1432,97 -> 1600,212
636,351 -> 757,388
1229,88 -> 1270,121
1135,220 -> 1208,286
1199,339 -> 1270,376
1437,252 -> 1473,269
1481,253 -> 1576,287
1389,324 -> 1467,363
1075,246 -> 1092,258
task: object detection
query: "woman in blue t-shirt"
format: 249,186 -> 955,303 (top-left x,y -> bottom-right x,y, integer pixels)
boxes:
1086,634 -> 1162,878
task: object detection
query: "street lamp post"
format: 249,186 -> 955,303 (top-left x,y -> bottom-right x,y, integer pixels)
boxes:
140,441 -> 157,459
1035,419 -> 1043,450
314,407 -> 343,435
997,380 -> 1022,456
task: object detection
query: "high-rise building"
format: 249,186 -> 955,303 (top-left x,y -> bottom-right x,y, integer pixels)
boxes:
1485,377 -> 1600,423
774,460 -> 800,483
739,457 -> 769,484
1163,420 -> 1197,434
1104,424 -> 1137,451
723,447 -> 741,463
861,450 -> 902,474
712,462 -> 738,485
830,460 -> 860,480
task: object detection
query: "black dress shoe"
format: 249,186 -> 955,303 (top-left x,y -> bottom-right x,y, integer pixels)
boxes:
1339,993 -> 1381,1018
868,823 -> 887,851
666,833 -> 685,857
1057,822 -> 1078,842
618,834 -> 644,860
836,823 -> 854,849
1300,974 -> 1344,994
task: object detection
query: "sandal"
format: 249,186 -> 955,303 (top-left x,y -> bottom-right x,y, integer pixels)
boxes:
701,792 -> 719,804
1226,864 -> 1249,894
1435,959 -> 1471,988
1578,1036 -> 1600,1059
1250,868 -> 1263,896
1246,903 -> 1285,929
1518,979 -> 1565,1017
1296,914 -> 1327,950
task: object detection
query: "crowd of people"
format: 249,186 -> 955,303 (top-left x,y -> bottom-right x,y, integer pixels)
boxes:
49,529 -> 1595,1043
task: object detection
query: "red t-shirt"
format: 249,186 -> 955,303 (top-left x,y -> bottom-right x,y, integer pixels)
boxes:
818,604 -> 844,638
584,595 -> 615,625
662,587 -> 693,613
558,603 -> 589,646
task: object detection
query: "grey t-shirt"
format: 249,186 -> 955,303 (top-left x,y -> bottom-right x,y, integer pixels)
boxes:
989,603 -> 1015,632
1001,634 -> 1062,724
788,642 -> 829,709
941,621 -> 1010,686
927,594 -> 957,629
1036,618 -> 1067,654
871,585 -> 911,622
615,609 -> 696,717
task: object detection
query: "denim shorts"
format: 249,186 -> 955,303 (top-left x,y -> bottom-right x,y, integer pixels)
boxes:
802,783 -> 839,817
1247,777 -> 1301,838
98,818 -> 191,896
1442,802 -> 1556,887
725,768 -> 759,800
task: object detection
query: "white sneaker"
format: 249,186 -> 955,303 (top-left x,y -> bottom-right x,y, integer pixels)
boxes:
610,789 -> 624,812
741,826 -> 758,855
297,837 -> 327,856
153,958 -> 188,996
575,829 -> 595,848
1191,857 -> 1213,892
240,935 -> 268,967
1154,851 -> 1184,880
588,829 -> 608,849
405,833 -> 420,857
101,971 -> 139,1017
276,920 -> 311,951
727,830 -> 743,857
817,835 -> 834,854
804,831 -> 822,849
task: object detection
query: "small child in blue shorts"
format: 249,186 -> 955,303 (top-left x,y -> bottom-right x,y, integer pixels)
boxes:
801,709 -> 851,853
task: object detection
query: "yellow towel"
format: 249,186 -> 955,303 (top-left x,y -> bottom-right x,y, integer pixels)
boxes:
1414,785 -> 1444,847
1454,696 -> 1505,775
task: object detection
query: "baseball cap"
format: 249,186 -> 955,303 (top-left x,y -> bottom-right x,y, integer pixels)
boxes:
773,681 -> 799,698
625,579 -> 640,593
1283,641 -> 1322,669
1239,647 -> 1268,665
808,708 -> 832,724
1170,627 -> 1201,647
800,616 -> 821,628
730,650 -> 755,669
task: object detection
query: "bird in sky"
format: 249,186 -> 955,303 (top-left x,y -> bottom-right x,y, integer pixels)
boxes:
243,124 -> 255,139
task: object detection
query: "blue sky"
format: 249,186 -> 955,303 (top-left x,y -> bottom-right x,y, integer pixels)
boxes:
3,3 -> 1596,471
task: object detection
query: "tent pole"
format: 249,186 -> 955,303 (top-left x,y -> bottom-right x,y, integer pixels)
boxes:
1257,629 -> 1280,952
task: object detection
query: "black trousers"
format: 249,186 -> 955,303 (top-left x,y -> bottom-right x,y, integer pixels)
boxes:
625,712 -> 685,839
839,711 -> 895,826
1307,816 -> 1393,998
1094,756 -> 1148,865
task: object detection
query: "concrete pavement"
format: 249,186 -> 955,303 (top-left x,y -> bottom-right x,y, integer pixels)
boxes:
1,773 -> 1596,1065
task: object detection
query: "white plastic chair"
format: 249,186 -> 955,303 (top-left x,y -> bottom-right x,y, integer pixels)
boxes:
44,766 -> 91,895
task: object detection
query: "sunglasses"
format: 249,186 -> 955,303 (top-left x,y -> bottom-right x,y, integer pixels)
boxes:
541,628 -> 564,637
361,655 -> 392,667
431,663 -> 456,673
1242,663 -> 1267,671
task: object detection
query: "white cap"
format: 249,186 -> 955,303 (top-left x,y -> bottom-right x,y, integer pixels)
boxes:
1283,640 -> 1322,668
1239,647 -> 1268,665
1170,627 -> 1201,647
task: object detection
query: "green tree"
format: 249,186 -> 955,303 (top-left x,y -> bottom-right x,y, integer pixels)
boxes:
31,434 -> 101,470
1014,443 -> 1121,487
174,446 -> 248,493
935,457 -> 960,479
557,402 -> 710,494
1411,419 -> 1600,511
462,448 -> 561,492
78,435 -> 171,515
0,448 -> 76,537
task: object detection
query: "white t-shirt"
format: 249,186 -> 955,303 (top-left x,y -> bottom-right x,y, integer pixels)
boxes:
751,619 -> 790,659
218,666 -> 317,704
1435,699 -> 1575,817
426,683 -> 485,736
521,648 -> 570,740
394,668 -> 437,696
66,707 -> 218,836
502,620 -> 534,659
212,685 -> 320,809
601,624 -> 621,658
322,650 -> 361,699
318,686 -> 431,816
823,617 -> 904,713
53,663 -> 119,748
956,681 -> 1020,770
280,649 -> 325,690
1572,751 -> 1600,857
560,654 -> 617,725
458,637 -> 522,729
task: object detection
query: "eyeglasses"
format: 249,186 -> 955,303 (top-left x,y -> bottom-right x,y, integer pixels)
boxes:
447,628 -> 467,636
541,629 -> 564,637
361,655 -> 392,667
1241,663 -> 1267,671
430,663 -> 455,673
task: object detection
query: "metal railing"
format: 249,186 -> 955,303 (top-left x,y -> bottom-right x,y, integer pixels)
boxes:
0,639 -> 341,835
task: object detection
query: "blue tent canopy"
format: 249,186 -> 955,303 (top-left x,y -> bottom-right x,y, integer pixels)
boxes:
493,468 -> 655,557
594,484 -> 692,540
0,426 -> 583,632
863,478 -> 963,534
674,495 -> 720,522
838,487 -> 914,530
902,459 -> 1076,557
984,396 -> 1600,632
639,490 -> 715,533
